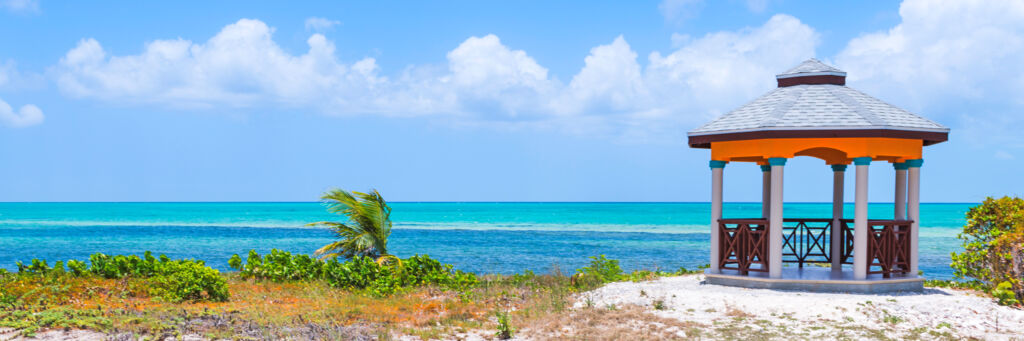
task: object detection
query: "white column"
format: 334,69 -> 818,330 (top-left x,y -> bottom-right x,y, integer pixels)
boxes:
831,164 -> 847,271
768,158 -> 785,279
907,159 -> 923,276
761,165 -> 771,219
895,163 -> 908,220
709,160 -> 726,274
853,157 -> 871,280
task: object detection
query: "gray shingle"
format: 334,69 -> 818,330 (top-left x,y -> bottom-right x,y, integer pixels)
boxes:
689,59 -> 948,136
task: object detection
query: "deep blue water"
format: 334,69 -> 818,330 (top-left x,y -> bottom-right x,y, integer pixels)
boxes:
0,202 -> 971,279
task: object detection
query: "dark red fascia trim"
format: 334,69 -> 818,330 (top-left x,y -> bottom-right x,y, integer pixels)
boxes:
687,129 -> 949,149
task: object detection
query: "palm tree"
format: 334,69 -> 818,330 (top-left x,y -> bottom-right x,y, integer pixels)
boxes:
308,189 -> 393,260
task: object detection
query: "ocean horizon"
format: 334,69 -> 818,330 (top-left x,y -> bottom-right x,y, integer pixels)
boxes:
0,202 -> 971,279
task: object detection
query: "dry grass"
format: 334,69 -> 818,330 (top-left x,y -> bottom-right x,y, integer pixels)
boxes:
521,303 -> 704,340
0,270 -> 597,339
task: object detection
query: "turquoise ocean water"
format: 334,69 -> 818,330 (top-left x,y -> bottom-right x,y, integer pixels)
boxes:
0,202 -> 970,279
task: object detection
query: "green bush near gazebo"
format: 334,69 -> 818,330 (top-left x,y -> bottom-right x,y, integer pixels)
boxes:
949,196 -> 1024,306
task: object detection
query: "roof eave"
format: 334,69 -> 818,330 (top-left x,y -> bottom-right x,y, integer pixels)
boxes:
687,128 -> 950,149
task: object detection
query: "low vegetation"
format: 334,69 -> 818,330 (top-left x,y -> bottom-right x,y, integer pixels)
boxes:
949,196 -> 1024,306
0,252 -> 697,339
10,252 -> 227,303
228,249 -> 478,296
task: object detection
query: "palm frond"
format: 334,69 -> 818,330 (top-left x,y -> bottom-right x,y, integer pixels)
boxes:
310,188 -> 393,259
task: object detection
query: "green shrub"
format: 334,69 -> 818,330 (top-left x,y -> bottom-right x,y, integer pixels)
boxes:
993,281 -> 1021,306
12,252 -> 229,302
577,255 -> 623,283
227,254 -> 243,271
66,260 -> 88,276
148,260 -> 229,302
229,249 -> 478,296
950,197 -> 1024,305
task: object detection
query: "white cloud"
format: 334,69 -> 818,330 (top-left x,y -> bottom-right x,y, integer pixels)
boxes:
56,19 -> 385,111
53,16 -> 819,139
646,14 -> 818,123
0,61 -> 11,86
1,0 -> 38,13
836,0 -> 1024,150
304,17 -> 340,32
659,0 -> 704,23
443,34 -> 555,117
0,97 -> 43,127
559,36 -> 647,115
836,0 -> 1024,113
745,0 -> 769,13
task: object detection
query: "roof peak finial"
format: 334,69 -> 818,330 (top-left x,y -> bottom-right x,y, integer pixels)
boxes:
776,58 -> 846,87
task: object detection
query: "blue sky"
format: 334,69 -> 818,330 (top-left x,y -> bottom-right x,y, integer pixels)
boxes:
0,0 -> 1020,202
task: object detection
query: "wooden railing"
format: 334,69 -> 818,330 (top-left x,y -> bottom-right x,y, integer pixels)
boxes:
782,218 -> 832,267
718,219 -> 769,275
718,218 -> 912,278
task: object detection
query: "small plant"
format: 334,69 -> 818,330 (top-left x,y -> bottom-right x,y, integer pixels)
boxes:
227,254 -> 243,271
653,299 -> 666,310
494,311 -> 514,339
575,255 -> 623,286
992,281 -> 1021,306
882,312 -> 904,324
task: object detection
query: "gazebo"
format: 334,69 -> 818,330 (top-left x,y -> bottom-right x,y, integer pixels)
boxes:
688,59 -> 949,292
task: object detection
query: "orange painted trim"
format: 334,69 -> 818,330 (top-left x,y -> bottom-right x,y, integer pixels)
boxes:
710,137 -> 923,164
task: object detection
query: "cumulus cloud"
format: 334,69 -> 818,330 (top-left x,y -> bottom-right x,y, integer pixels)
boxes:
1,0 -> 38,13
0,97 -> 43,127
56,19 -> 385,111
646,14 -> 818,122
304,17 -> 340,32
836,0 -> 1024,112
0,62 -> 44,128
659,0 -> 704,24
836,0 -> 1024,150
53,16 -> 819,138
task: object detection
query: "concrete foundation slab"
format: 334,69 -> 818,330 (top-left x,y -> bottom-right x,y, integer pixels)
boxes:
705,267 -> 924,293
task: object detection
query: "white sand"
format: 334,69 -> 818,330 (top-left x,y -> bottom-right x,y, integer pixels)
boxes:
576,274 -> 1024,340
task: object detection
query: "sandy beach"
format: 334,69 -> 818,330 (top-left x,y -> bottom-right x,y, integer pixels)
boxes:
551,275 -> 1024,340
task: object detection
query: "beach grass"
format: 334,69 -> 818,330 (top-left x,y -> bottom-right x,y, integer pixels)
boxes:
0,266 -> 591,339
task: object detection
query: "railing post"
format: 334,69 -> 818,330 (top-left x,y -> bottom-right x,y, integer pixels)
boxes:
853,157 -> 871,280
709,160 -> 726,274
831,164 -> 846,271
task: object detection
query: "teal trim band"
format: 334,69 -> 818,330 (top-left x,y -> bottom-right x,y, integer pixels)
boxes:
853,157 -> 872,166
768,157 -> 787,166
831,164 -> 848,172
905,159 -> 924,168
893,162 -> 909,170
760,165 -> 771,172
709,160 -> 727,169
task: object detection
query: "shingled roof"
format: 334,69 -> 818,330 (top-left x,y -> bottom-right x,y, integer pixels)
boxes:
688,59 -> 949,148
